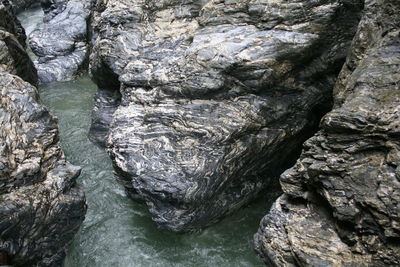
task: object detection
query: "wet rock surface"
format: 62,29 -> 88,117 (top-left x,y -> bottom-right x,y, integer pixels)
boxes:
255,0 -> 400,266
0,2 -> 86,265
89,0 -> 363,232
29,0 -> 93,83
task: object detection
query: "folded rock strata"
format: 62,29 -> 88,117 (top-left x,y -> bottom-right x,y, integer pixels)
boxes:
28,0 -> 93,83
0,2 -> 86,266
255,0 -> 400,265
89,0 -> 363,232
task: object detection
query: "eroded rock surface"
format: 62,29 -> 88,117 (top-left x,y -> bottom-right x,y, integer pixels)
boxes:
255,1 -> 400,265
90,0 -> 363,232
29,0 -> 93,83
0,3 -> 86,265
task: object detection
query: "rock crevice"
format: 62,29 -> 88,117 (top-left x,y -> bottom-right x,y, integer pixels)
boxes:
88,0 -> 363,232
255,1 -> 400,265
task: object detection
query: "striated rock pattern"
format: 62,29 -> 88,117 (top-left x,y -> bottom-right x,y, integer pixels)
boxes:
0,2 -> 86,266
255,0 -> 400,266
29,0 -> 93,83
90,0 -> 363,231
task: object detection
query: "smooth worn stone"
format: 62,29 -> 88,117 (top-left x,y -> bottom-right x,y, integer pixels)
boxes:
29,0 -> 93,83
255,1 -> 400,265
90,0 -> 363,232
0,3 -> 86,265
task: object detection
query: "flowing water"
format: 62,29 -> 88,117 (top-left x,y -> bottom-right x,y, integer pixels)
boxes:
17,5 -> 43,60
19,8 -> 272,267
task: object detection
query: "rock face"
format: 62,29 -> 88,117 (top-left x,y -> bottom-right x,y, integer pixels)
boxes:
89,0 -> 363,232
0,2 -> 86,266
89,88 -> 120,147
8,0 -> 37,12
28,0 -> 93,83
255,1 -> 400,266
0,0 -> 37,85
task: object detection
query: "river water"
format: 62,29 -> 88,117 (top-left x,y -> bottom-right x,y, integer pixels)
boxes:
19,8 -> 271,267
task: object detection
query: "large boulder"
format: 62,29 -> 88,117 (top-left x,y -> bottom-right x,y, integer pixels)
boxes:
89,0 -> 363,232
28,0 -> 93,83
255,0 -> 400,265
0,2 -> 86,265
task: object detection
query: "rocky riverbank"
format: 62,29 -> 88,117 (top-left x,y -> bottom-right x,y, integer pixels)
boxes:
2,0 -> 399,265
254,0 -> 400,265
0,2 -> 86,265
88,0 -> 363,232
28,0 -> 94,83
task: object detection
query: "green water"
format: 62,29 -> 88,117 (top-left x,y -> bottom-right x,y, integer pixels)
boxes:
38,77 -> 269,266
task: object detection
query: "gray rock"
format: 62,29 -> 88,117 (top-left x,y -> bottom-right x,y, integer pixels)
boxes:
8,0 -> 37,13
0,72 -> 86,267
0,3 -> 86,265
0,1 -> 37,85
89,88 -> 120,147
29,0 -> 93,83
40,0 -> 68,21
90,0 -> 363,232
255,0 -> 400,265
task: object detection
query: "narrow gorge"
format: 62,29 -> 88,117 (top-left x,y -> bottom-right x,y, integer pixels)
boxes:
0,0 -> 399,266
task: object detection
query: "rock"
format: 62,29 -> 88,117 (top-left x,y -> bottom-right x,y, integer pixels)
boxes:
0,2 -> 86,265
255,0 -> 400,265
40,0 -> 68,21
89,88 -> 120,147
0,1 -> 37,85
90,0 -> 363,232
8,0 -> 37,13
29,0 -> 93,83
0,72 -> 86,266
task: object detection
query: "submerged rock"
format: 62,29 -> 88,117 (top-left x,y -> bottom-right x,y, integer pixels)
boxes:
90,0 -> 363,232
0,3 -> 86,265
28,0 -> 93,83
255,1 -> 400,265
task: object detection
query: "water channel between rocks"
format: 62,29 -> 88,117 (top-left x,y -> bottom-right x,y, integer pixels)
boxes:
19,7 -> 271,267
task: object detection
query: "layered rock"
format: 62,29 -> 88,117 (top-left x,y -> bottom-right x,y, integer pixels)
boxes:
89,0 -> 363,232
28,0 -> 93,83
255,0 -> 400,265
0,2 -> 86,265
